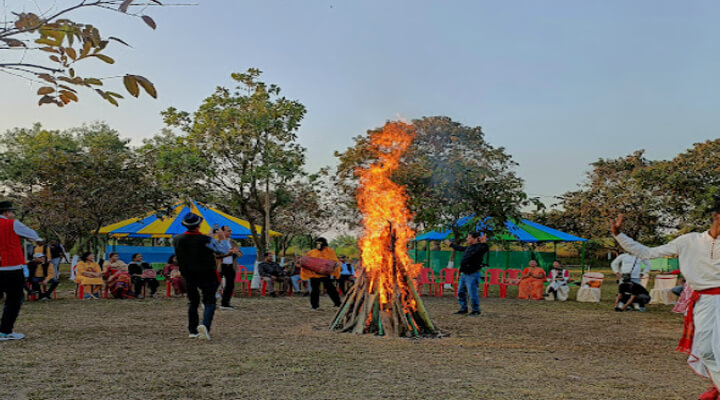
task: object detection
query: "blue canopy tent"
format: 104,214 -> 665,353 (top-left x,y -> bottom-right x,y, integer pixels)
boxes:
98,200 -> 281,272
413,217 -> 588,272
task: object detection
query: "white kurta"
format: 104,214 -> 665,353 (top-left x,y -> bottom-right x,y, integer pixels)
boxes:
545,269 -> 569,301
615,231 -> 720,381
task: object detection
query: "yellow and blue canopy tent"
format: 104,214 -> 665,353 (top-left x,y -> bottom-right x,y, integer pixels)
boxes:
98,200 -> 281,239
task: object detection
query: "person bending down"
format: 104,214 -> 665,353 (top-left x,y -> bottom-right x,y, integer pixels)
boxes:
615,274 -> 651,312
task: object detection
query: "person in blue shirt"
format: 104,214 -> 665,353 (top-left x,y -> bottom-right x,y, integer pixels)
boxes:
337,255 -> 355,295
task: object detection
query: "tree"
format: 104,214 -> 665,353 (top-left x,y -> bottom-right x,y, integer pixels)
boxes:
646,139 -> 720,234
535,150 -> 664,254
1,0 -> 160,106
159,68 -> 307,256
335,116 -> 533,247
0,122 -> 168,251
270,171 -> 334,257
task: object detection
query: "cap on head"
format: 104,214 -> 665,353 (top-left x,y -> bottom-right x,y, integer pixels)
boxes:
182,213 -> 203,229
0,201 -> 17,213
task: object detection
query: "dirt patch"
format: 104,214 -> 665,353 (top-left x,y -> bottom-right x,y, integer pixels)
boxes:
0,283 -> 703,400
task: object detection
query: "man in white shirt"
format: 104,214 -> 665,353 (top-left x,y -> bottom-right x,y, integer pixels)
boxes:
610,253 -> 652,285
217,226 -> 241,311
611,206 -> 720,400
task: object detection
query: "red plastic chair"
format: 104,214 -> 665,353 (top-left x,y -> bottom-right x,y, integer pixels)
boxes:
415,268 -> 437,297
437,268 -> 459,296
234,265 -> 252,297
483,268 -> 506,298
504,269 -> 522,287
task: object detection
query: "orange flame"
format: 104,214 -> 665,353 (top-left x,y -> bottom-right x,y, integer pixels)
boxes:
356,121 -> 422,312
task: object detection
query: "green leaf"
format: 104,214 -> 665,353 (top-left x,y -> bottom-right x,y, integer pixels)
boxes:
37,87 -> 54,95
123,75 -> 140,97
65,47 -> 77,60
38,95 -> 55,106
141,15 -> 157,30
92,54 -> 115,64
108,36 -> 131,47
119,0 -> 134,12
133,75 -> 157,98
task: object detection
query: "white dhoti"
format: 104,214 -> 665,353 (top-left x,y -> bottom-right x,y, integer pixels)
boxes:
688,295 -> 720,382
545,281 -> 569,301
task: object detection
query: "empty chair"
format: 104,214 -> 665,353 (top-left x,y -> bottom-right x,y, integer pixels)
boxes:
649,274 -> 679,305
483,268 -> 506,298
415,267 -> 437,296
437,268 -> 459,296
234,265 -> 252,297
576,272 -> 605,303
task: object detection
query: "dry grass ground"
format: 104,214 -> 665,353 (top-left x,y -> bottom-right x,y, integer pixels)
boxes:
0,278 -> 705,400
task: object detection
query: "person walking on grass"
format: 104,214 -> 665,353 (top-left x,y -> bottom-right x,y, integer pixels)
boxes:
0,201 -> 41,341
611,199 -> 720,400
445,231 -> 489,316
173,213 -> 236,341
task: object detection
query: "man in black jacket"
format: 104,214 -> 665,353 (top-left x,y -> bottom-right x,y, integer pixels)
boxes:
172,213 -> 234,340
445,231 -> 489,316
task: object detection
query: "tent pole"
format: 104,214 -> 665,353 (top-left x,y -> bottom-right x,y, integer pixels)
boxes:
414,240 -> 418,262
581,242 -> 586,274
505,241 -> 510,270
553,241 -> 557,260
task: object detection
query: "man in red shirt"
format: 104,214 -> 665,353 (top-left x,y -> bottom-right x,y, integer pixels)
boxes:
0,201 -> 41,341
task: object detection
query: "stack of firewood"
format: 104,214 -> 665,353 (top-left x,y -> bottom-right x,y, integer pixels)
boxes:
329,270 -> 437,338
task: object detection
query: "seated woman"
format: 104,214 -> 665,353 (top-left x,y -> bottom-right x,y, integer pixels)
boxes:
518,260 -> 546,300
128,253 -> 159,299
103,252 -> 135,299
545,260 -> 570,301
162,255 -> 185,296
76,251 -> 104,299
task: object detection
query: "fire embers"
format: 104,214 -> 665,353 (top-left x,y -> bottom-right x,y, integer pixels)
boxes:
330,122 -> 438,337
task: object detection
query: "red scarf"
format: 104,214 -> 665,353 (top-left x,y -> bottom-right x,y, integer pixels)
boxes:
677,287 -> 720,353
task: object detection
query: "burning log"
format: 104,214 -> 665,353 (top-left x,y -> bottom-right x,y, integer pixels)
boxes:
330,270 -> 437,337
329,122 -> 438,338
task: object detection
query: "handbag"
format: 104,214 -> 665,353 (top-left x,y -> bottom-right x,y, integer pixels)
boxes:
300,256 -> 337,276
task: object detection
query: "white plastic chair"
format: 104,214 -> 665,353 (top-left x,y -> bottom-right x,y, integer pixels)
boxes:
576,272 -> 604,303
649,274 -> 678,305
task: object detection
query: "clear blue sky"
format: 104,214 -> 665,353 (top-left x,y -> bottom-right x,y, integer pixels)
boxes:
2,0 -> 719,206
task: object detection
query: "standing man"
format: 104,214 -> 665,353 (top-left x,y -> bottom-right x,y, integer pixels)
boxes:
611,206 -> 720,400
445,231 -> 489,316
0,201 -> 41,341
301,237 -> 342,310
217,226 -> 241,310
172,213 -> 234,340
611,252 -> 652,286
48,240 -> 69,280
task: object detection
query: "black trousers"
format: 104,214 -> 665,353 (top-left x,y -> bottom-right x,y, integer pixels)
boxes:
185,271 -> 219,334
0,269 -> 25,334
337,275 -> 354,294
220,264 -> 235,307
132,277 -> 159,296
309,277 -> 341,309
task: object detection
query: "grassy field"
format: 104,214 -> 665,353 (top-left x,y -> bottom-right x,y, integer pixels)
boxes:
0,276 -> 705,400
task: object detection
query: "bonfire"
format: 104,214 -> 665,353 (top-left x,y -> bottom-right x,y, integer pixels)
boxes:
330,122 -> 438,337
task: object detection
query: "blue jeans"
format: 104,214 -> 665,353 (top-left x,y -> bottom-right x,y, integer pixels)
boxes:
457,271 -> 482,312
